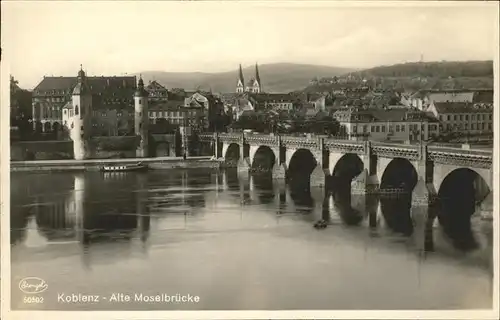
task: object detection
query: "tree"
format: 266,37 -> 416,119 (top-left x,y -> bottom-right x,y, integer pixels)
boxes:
10,76 -> 33,139
304,114 -> 341,136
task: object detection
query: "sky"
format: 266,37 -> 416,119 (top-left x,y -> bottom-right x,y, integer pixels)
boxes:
2,1 -> 497,89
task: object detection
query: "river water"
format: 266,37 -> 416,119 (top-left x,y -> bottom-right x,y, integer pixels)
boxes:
10,169 -> 493,310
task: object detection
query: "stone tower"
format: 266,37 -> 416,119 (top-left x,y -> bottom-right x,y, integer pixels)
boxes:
134,76 -> 149,157
236,64 -> 245,93
254,63 -> 261,93
71,65 -> 92,160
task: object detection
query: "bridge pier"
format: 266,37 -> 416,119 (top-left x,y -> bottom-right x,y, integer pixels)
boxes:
237,157 -> 251,173
272,163 -> 287,180
410,177 -> 437,252
351,169 -> 379,195
310,166 -> 325,188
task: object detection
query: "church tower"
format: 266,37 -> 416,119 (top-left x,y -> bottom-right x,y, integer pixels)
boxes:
236,64 -> 245,93
71,65 -> 92,160
254,63 -> 261,93
134,76 -> 149,157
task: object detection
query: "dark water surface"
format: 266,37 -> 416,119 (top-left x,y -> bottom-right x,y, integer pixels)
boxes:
10,169 -> 493,310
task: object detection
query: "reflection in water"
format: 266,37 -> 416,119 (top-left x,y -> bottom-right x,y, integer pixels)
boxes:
331,182 -> 364,226
10,169 -> 493,310
380,195 -> 413,236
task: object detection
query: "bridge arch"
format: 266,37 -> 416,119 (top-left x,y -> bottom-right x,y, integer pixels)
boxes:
380,158 -> 418,191
437,168 -> 491,251
287,148 -> 318,179
331,153 -> 364,182
223,143 -> 241,167
434,164 -> 492,194
251,146 -> 276,171
224,143 -> 240,159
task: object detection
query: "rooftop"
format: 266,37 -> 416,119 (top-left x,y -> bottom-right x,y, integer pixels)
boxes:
432,102 -> 493,114
333,107 -> 439,123
33,76 -> 137,99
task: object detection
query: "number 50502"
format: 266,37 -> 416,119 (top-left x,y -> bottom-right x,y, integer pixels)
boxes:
23,296 -> 44,304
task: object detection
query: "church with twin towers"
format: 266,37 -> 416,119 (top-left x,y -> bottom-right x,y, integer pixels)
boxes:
236,63 -> 262,93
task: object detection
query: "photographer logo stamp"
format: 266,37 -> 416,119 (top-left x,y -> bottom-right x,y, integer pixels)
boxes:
19,277 -> 48,294
19,277 -> 47,305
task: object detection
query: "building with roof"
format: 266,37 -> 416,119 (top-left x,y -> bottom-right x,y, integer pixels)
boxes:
426,101 -> 493,135
236,63 -> 262,93
147,100 -> 204,126
247,93 -> 297,111
332,107 -> 440,142
402,89 -> 482,111
32,74 -> 136,134
146,80 -> 168,102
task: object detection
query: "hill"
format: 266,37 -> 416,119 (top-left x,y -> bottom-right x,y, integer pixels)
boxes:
351,60 -> 493,78
136,63 -> 355,93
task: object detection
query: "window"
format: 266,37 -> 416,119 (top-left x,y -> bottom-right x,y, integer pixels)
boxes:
363,125 -> 367,133
465,115 -> 469,121
447,115 -> 450,121
381,126 -> 386,133
489,114 -> 492,120
139,123 -> 142,130
471,124 -> 475,130
370,126 -> 375,133
488,123 -> 492,130
482,123 -> 485,130
471,115 -> 475,120
139,99 -> 142,104
440,115 -> 444,121
401,125 -> 405,132
465,123 -> 468,129
453,115 -> 457,121
352,126 -> 357,133
459,115 -> 463,121
75,105 -> 79,115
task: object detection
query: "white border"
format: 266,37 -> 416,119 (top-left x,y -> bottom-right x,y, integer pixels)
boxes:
1,1 -> 499,319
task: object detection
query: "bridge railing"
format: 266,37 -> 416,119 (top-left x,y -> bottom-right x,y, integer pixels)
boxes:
370,141 -> 419,150
428,146 -> 493,157
207,133 -> 493,161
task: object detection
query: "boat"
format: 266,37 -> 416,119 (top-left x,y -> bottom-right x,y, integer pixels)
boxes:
100,162 -> 148,172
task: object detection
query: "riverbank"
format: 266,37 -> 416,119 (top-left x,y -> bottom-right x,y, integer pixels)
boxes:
10,156 -> 221,172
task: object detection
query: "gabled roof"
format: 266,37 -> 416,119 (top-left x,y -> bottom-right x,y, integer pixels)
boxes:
62,101 -> 72,110
334,107 -> 438,123
473,90 -> 493,103
432,102 -> 492,114
146,80 -> 167,91
33,76 -> 137,98
427,92 -> 474,103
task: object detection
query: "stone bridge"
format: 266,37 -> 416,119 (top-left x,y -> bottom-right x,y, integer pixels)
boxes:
211,132 -> 493,222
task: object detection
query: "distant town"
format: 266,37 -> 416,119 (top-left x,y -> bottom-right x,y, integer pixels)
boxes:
9,60 -> 494,161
